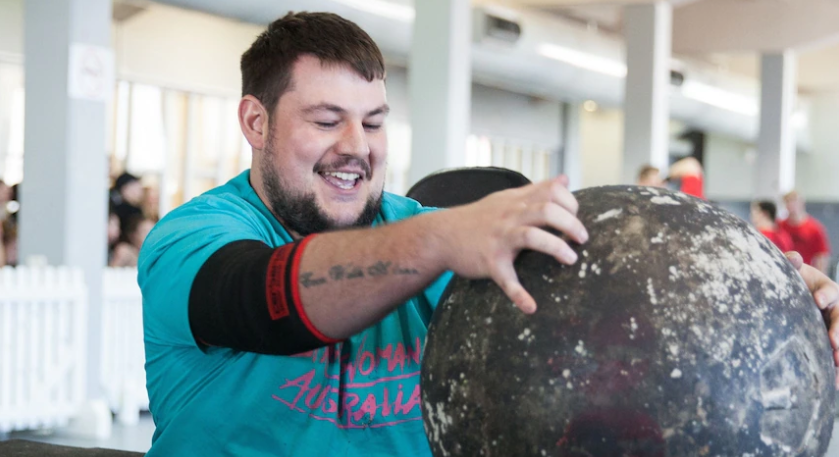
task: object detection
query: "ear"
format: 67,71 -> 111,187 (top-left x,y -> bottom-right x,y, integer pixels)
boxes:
239,95 -> 268,151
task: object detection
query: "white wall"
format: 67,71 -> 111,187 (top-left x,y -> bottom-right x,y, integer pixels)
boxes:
0,0 -> 23,61
797,91 -> 839,200
385,66 -> 562,148
0,1 -> 260,93
703,91 -> 839,203
581,108 -> 623,188
704,134 -> 756,201
470,85 -> 562,149
115,3 -> 262,96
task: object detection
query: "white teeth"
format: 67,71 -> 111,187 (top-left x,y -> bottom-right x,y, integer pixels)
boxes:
322,171 -> 360,190
324,171 -> 360,181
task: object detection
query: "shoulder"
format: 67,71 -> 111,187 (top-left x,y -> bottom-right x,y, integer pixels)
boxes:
151,193 -> 263,240
139,176 -> 276,273
804,216 -> 828,233
379,192 -> 441,223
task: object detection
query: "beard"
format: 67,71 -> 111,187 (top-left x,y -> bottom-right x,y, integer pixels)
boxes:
259,142 -> 383,237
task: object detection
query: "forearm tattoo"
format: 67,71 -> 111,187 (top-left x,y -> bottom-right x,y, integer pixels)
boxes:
300,261 -> 420,289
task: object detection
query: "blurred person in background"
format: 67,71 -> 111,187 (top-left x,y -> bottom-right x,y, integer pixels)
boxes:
0,181 -> 10,265
636,165 -> 664,187
107,209 -> 126,266
780,190 -> 831,273
142,184 -> 160,222
667,156 -> 705,199
1,183 -> 19,267
112,172 -> 144,237
3,220 -> 17,267
751,200 -> 793,252
110,215 -> 155,267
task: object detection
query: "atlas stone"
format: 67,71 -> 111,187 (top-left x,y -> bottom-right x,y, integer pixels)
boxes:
422,186 -> 835,457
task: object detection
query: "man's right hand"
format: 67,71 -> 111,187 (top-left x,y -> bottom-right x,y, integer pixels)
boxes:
435,175 -> 588,314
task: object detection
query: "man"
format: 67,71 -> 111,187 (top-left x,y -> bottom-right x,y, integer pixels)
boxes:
636,165 -> 663,187
780,190 -> 831,273
751,200 -> 793,252
667,156 -> 705,199
112,172 -> 144,238
139,12 -> 839,457
636,157 -> 704,200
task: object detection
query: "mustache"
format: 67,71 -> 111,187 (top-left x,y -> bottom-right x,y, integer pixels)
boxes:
315,156 -> 372,180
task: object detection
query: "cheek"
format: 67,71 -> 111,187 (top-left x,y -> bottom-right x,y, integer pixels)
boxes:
370,135 -> 388,167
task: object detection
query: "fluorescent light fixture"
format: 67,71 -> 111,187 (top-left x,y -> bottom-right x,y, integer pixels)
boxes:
331,0 -> 415,22
680,80 -> 758,116
537,43 -> 627,78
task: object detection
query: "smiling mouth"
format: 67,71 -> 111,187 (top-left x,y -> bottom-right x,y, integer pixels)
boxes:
319,171 -> 362,190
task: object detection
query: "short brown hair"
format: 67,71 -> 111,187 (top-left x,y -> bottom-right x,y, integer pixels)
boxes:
755,200 -> 777,221
240,12 -> 386,118
637,165 -> 660,183
783,190 -> 800,202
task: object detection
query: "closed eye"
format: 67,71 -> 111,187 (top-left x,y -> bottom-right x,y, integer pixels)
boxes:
315,121 -> 338,128
363,124 -> 383,131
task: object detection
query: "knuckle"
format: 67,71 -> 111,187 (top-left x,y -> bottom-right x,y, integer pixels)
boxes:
522,227 -> 541,247
568,198 -> 580,214
537,202 -> 553,219
548,181 -> 564,197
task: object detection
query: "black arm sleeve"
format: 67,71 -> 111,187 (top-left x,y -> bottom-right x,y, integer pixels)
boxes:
188,239 -> 335,355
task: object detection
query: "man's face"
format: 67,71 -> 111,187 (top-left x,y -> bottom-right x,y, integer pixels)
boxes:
259,56 -> 388,236
121,181 -> 144,206
785,195 -> 804,218
638,173 -> 663,188
750,205 -> 765,226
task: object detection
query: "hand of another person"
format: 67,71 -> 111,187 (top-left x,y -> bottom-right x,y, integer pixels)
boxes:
439,175 -> 587,314
786,251 -> 839,389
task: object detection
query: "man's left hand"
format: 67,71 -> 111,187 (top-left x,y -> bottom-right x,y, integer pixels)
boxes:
786,251 -> 839,389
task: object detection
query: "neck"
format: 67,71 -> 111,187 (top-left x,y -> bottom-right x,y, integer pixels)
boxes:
755,220 -> 775,231
248,164 -> 304,241
789,212 -> 807,224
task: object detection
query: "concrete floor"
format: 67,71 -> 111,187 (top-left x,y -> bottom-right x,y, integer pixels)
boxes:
2,413 -> 839,455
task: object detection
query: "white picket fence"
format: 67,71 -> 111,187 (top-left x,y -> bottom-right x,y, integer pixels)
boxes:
101,267 -> 147,418
0,266 -> 88,433
0,266 -> 148,433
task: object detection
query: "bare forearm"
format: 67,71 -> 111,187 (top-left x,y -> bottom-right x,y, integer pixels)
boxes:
299,211 -> 449,339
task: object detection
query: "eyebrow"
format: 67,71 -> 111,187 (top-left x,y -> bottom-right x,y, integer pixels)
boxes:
302,103 -> 390,117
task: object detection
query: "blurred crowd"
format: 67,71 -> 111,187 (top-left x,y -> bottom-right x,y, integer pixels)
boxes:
0,160 -> 829,272
108,172 -> 158,267
0,171 -> 158,268
637,160 -> 832,274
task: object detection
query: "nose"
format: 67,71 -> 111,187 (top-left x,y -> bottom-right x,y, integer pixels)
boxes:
336,122 -> 370,158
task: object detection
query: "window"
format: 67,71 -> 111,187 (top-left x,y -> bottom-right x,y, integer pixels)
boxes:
466,134 -> 555,182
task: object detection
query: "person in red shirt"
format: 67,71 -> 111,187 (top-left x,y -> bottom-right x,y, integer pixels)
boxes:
636,158 -> 705,200
780,190 -> 831,273
668,156 -> 705,199
750,200 -> 793,252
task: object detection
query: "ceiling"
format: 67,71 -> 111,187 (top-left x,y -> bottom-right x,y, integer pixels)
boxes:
516,0 -> 839,92
151,0 -> 839,92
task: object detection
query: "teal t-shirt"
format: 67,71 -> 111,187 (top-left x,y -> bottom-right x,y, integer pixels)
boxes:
139,170 -> 452,456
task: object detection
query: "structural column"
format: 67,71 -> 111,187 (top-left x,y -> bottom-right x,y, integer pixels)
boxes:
21,0 -> 112,425
557,102 -> 582,190
622,2 -> 672,184
756,52 -> 797,198
407,0 -> 472,187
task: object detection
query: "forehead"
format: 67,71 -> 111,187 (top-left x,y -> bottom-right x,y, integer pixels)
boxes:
282,55 -> 386,111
